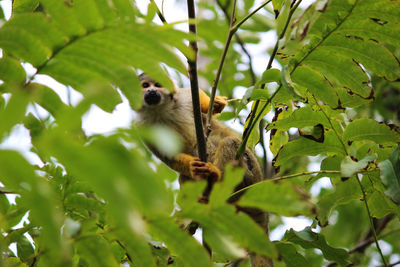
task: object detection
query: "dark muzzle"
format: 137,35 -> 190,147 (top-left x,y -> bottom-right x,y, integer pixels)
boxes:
144,89 -> 161,105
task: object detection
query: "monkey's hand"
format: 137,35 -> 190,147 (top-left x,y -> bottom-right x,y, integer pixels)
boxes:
213,96 -> 227,114
190,158 -> 221,182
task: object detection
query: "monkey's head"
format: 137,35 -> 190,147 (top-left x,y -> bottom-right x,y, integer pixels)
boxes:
139,73 -> 175,110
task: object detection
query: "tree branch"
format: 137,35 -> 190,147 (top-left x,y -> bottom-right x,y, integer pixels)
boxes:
186,0 -> 207,163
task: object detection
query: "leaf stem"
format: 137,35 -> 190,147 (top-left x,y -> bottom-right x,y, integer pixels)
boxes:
230,170 -> 340,199
356,174 -> 388,267
186,0 -> 207,162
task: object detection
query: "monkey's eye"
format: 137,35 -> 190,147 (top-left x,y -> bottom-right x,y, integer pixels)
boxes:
142,82 -> 150,88
155,82 -> 162,88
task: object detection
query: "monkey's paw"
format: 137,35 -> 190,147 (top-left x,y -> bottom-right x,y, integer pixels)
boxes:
190,159 -> 221,182
213,96 -> 227,114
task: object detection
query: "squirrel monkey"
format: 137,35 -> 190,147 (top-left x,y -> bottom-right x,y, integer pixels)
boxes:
137,74 -> 271,267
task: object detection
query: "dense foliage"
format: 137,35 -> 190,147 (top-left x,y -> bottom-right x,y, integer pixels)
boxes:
0,0 -> 400,266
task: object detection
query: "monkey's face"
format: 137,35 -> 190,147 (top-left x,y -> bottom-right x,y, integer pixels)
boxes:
139,74 -> 175,110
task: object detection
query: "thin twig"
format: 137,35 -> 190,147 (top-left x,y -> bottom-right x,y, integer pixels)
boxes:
230,170 -> 341,199
384,260 -> 400,267
216,0 -> 257,85
186,0 -> 207,162
231,0 -> 272,32
206,0 -> 237,132
207,0 -> 272,132
237,0 -> 302,158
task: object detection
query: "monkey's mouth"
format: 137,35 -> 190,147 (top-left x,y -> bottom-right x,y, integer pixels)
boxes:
144,90 -> 162,105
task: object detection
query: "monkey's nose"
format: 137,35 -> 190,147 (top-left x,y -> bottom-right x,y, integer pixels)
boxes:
144,89 -> 162,105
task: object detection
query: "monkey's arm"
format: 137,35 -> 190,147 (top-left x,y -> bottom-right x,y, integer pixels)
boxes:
199,90 -> 227,114
147,145 -> 221,181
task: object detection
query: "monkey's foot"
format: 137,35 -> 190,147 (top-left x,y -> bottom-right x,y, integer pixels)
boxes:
213,96 -> 227,114
190,159 -> 221,182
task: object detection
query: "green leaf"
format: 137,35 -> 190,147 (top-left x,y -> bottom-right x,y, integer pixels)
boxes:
238,180 -> 315,217
259,68 -> 281,86
5,257 -> 28,267
340,154 -> 377,178
0,194 -> 10,215
209,165 -> 245,207
0,8 -> 189,111
367,190 -> 400,219
250,89 -> 270,101
64,194 -> 104,213
115,227 -> 157,267
274,131 -> 345,166
0,92 -> 30,140
76,236 -> 119,267
0,57 -> 26,85
3,203 -> 28,230
29,83 -> 69,118
0,150 -> 64,261
288,0 -> 400,107
267,106 -> 329,131
272,0 -> 285,17
292,65 -> 339,108
149,218 -> 212,267
203,227 -> 247,261
269,130 -> 288,155
186,205 -> 276,259
137,125 -> 183,157
378,146 -> 400,203
283,227 -> 350,266
275,242 -> 309,267
12,0 -> 39,13
281,65 -> 302,99
16,235 -> 35,263
342,118 -> 400,145
316,178 -> 361,226
38,131 -> 173,219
